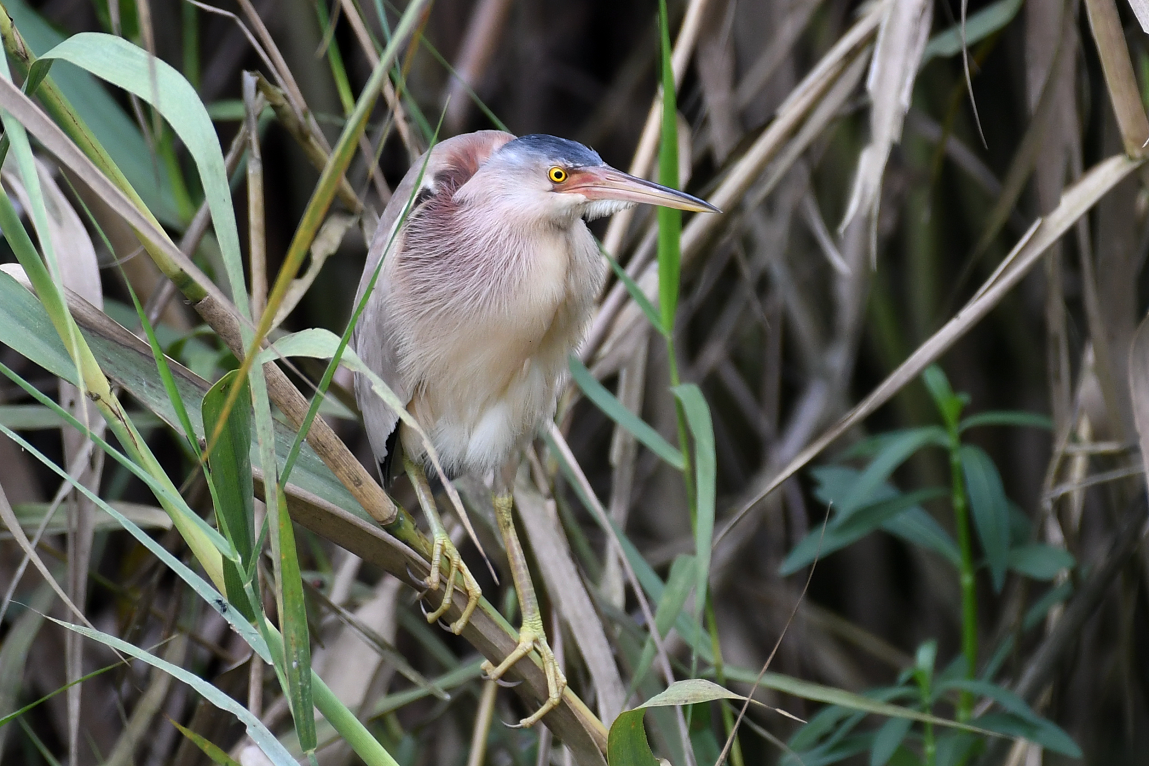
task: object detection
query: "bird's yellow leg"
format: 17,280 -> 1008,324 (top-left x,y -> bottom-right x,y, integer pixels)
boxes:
481,491 -> 566,727
403,455 -> 481,633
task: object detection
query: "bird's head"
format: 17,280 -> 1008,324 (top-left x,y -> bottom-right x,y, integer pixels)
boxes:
456,133 -> 719,224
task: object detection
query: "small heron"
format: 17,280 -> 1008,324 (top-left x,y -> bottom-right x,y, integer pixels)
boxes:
352,130 -> 717,726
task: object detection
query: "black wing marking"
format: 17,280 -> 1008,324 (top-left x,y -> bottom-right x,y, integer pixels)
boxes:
377,426 -> 402,488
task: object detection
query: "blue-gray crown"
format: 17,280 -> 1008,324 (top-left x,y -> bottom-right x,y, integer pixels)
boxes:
502,134 -> 604,167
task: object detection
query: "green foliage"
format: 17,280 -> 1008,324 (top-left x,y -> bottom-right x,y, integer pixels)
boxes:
784,366 -> 1078,764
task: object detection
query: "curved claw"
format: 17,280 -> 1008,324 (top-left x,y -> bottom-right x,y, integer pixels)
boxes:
480,626 -> 566,727
417,600 -> 454,631
421,532 -> 483,635
480,668 -> 523,688
404,562 -> 430,590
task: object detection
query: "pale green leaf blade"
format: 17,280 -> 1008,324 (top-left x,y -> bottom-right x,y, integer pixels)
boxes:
570,356 -> 685,470
34,32 -> 247,312
671,383 -> 716,617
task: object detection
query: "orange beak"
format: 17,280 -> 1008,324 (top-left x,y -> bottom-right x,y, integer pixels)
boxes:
560,166 -> 720,213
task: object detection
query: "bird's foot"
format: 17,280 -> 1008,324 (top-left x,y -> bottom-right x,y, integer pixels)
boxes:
481,624 -> 566,727
422,531 -> 481,634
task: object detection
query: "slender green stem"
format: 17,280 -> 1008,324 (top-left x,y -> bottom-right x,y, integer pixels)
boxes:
918,673 -> 936,766
948,431 -> 977,721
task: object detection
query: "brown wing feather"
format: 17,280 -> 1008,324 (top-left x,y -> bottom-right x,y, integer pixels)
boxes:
352,131 -> 515,477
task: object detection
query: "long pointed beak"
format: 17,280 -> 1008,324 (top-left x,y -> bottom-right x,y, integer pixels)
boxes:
562,166 -> 721,213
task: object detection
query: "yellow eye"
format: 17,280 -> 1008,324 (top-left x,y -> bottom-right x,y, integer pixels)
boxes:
548,167 -> 567,183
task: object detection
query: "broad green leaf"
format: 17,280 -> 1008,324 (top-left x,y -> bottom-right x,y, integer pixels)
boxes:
790,705 -> 866,751
781,487 -> 948,575
810,466 -> 960,564
920,0 -> 1023,66
934,732 -> 980,766
1007,543 -> 1075,580
571,356 -> 685,470
834,429 -> 928,462
837,427 -> 948,516
937,678 -> 1032,715
959,410 -> 1054,433
960,445 -> 1011,592
637,678 -> 745,709
47,617 -> 296,766
870,717 -> 912,766
671,383 -> 716,617
203,371 -> 258,620
4,0 -> 182,225
606,709 -> 660,766
943,677 -> 1082,754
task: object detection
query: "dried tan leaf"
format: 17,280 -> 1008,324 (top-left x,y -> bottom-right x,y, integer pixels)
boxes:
839,0 -> 933,234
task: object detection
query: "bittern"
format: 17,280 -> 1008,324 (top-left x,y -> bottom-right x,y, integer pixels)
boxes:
352,130 -> 717,726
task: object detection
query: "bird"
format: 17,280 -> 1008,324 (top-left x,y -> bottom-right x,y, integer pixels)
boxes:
352,130 -> 718,726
